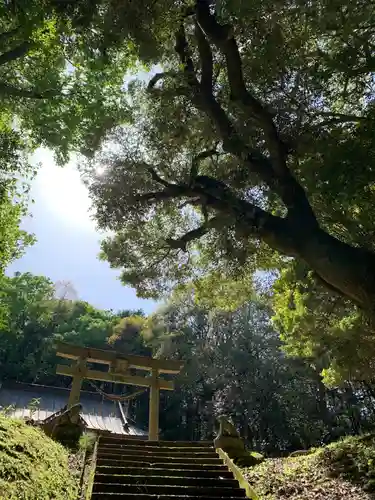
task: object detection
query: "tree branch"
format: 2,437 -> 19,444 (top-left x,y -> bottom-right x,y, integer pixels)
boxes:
175,24 -> 200,89
147,167 -> 175,188
138,167 -> 196,202
194,20 -> 213,93
138,164 -> 299,257
135,190 -> 179,203
190,147 -> 220,184
171,0 -> 317,226
0,82 -> 60,99
174,26 -> 311,219
348,57 -> 375,76
0,41 -> 32,66
148,71 -> 179,90
174,26 -> 277,194
313,111 -> 372,123
0,26 -> 21,43
165,216 -> 222,251
195,1 -> 288,175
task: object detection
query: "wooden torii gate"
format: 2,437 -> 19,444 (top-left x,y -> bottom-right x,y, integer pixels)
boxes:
55,342 -> 183,441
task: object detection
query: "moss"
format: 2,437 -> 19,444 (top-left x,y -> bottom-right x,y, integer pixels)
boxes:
235,450 -> 264,467
0,414 -> 79,500
321,434 -> 375,491
244,434 -> 375,499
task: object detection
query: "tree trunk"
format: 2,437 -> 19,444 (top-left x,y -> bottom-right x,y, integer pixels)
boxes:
295,226 -> 375,311
258,213 -> 375,312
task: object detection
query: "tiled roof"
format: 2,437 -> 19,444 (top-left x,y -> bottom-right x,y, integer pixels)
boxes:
0,382 -> 147,436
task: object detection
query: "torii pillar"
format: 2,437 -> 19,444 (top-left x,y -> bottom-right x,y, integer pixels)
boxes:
149,368 -> 160,441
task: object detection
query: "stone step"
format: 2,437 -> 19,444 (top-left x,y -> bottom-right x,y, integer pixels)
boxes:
97,446 -> 218,459
92,483 -> 246,497
91,494 -> 247,500
96,457 -> 227,470
95,465 -> 233,479
98,443 -> 215,454
98,437 -> 213,447
94,473 -> 239,488
96,452 -> 223,465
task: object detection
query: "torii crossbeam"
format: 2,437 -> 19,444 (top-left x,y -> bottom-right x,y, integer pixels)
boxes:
55,342 -> 183,441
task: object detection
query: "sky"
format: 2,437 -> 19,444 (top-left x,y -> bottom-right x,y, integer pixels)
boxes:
7,148 -> 157,314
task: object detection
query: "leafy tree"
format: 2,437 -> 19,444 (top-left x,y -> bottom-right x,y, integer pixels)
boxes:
0,0 -> 135,164
0,272 -> 118,384
272,261 -> 375,386
0,189 -> 34,274
0,272 -> 151,387
140,293 -> 375,451
0,114 -> 35,275
107,315 -> 151,356
0,272 -> 56,381
84,0 -> 375,320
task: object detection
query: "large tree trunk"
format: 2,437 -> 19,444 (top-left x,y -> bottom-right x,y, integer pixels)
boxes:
257,210 -> 375,310
291,224 -> 375,310
237,201 -> 375,311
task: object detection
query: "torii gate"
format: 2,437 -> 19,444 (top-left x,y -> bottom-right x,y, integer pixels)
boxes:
55,342 -> 183,441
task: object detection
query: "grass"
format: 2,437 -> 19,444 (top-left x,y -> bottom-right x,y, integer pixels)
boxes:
79,432 -> 96,455
244,434 -> 375,500
0,414 -> 79,500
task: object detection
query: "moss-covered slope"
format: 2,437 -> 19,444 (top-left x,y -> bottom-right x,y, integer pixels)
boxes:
244,434 -> 375,500
0,414 -> 79,500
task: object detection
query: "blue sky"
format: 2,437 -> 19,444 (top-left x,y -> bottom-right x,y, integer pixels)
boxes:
7,148 -> 157,314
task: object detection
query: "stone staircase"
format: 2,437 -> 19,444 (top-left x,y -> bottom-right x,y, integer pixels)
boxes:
91,434 -> 248,499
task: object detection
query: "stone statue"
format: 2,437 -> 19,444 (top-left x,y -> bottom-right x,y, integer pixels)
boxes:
42,403 -> 85,446
214,415 -> 264,467
214,415 -> 244,452
216,415 -> 241,438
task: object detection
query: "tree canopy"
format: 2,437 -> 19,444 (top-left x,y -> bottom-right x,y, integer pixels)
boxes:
0,0 -> 136,164
84,0 -> 375,318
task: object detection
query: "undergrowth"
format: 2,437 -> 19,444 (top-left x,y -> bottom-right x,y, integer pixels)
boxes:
0,414 -> 79,500
244,434 -> 375,500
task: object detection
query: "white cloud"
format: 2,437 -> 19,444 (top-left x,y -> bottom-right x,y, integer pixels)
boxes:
30,148 -> 96,232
